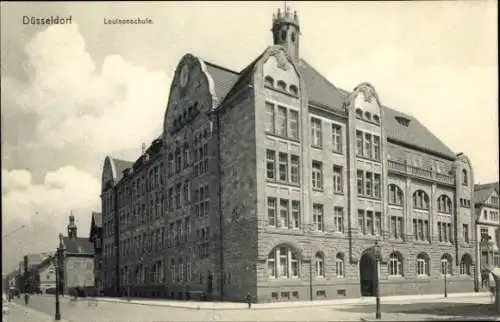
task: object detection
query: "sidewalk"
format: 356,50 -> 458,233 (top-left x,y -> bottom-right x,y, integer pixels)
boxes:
74,291 -> 491,311
3,302 -> 69,322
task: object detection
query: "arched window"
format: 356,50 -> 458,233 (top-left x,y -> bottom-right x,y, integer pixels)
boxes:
413,190 -> 430,210
462,169 -> 468,186
277,80 -> 287,91
437,195 -> 452,214
336,253 -> 345,277
388,184 -> 404,206
315,252 -> 324,277
388,252 -> 403,276
364,111 -> 372,120
289,84 -> 299,95
373,115 -> 380,124
440,254 -> 453,276
416,253 -> 430,276
460,254 -> 473,276
267,245 -> 300,279
355,108 -> 363,118
264,75 -> 274,87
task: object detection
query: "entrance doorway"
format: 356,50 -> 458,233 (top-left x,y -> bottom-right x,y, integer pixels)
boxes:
359,253 -> 376,296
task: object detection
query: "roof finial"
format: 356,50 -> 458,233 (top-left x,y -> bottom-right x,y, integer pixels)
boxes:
141,142 -> 146,154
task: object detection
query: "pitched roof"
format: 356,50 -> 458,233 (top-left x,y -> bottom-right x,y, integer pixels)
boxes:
62,236 -> 94,255
24,252 -> 52,266
111,158 -> 134,181
203,53 -> 456,159
474,182 -> 499,205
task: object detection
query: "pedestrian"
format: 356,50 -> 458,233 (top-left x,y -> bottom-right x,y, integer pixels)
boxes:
246,293 -> 252,309
24,293 -> 29,306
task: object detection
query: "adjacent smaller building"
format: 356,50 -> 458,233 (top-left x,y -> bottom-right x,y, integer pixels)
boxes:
59,213 -> 95,295
89,211 -> 103,295
474,182 -> 500,288
33,256 -> 57,293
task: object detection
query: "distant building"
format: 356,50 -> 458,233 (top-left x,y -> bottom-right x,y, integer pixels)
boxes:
31,256 -> 57,293
17,252 -> 52,293
474,182 -> 500,288
101,7 -> 477,302
88,211 -> 103,294
59,213 -> 95,295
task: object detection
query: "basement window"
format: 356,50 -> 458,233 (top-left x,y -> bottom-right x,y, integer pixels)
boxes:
395,116 -> 411,127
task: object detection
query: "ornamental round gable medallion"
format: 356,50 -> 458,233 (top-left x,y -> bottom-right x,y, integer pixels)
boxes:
180,64 -> 189,88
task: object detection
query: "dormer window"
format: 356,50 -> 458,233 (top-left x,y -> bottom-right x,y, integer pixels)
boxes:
277,80 -> 287,91
364,111 -> 371,120
373,115 -> 380,124
265,76 -> 274,87
289,84 -> 298,95
355,108 -> 363,118
395,116 -> 411,127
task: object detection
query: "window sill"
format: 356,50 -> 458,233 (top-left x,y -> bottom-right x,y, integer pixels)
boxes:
333,191 -> 344,196
332,150 -> 344,155
356,155 -> 381,163
265,132 -> 300,143
311,145 -> 323,150
265,179 -> 301,188
388,204 -> 404,208
357,195 -> 382,202
312,188 -> 324,192
387,275 -> 404,279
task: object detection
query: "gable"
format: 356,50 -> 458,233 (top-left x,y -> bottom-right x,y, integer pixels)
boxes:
262,48 -> 300,93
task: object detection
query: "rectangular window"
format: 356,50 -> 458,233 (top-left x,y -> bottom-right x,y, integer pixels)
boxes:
447,223 -> 453,244
333,165 -> 343,193
424,220 -> 430,241
332,124 -> 342,153
312,161 -> 323,190
373,136 -> 380,161
334,207 -> 344,233
373,174 -> 381,198
375,212 -> 382,235
357,170 -> 364,195
365,172 -> 373,197
398,217 -> 404,240
358,210 -> 365,234
291,201 -> 300,229
356,130 -> 363,157
364,133 -> 372,159
276,106 -> 287,137
413,219 -> 418,240
313,203 -> 324,231
463,224 -> 469,243
175,184 -> 181,209
290,155 -> 300,184
390,216 -> 397,239
311,118 -> 322,147
266,150 -> 276,180
265,102 -> 275,133
278,152 -> 288,181
289,110 -> 299,140
418,220 -> 424,240
267,197 -> 277,226
279,199 -> 289,228
366,211 -> 374,235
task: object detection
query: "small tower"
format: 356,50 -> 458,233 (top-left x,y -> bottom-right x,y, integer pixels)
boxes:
271,6 -> 301,61
67,212 -> 77,238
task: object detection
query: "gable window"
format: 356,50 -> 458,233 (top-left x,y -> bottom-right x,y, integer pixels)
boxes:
289,84 -> 299,95
311,118 -> 322,147
276,106 -> 287,137
264,75 -> 274,87
277,80 -> 287,91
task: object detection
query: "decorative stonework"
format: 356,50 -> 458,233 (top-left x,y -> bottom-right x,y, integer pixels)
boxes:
266,46 -> 290,71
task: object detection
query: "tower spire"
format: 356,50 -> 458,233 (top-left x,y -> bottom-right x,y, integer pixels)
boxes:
271,5 -> 301,61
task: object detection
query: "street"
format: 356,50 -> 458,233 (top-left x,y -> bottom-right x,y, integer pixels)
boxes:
8,294 -> 499,322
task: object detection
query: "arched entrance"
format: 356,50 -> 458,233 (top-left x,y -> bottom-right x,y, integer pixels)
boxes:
359,252 -> 376,296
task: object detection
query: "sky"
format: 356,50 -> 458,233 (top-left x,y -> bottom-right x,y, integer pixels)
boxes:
1,1 -> 498,273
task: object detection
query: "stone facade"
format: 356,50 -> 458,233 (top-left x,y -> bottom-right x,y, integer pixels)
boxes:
100,7 -> 477,302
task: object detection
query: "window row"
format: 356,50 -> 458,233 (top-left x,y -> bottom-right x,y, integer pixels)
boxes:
267,197 -> 301,229
265,102 -> 299,140
355,108 -> 380,124
390,184 -> 454,214
357,170 -> 381,199
167,181 -> 191,211
312,161 -> 344,193
437,221 -> 453,244
170,259 -> 192,283
358,210 -> 382,236
264,76 -> 299,96
310,117 -> 343,154
356,130 -> 381,161
266,247 -> 473,279
123,261 -> 165,285
412,219 -> 430,242
266,150 -> 300,184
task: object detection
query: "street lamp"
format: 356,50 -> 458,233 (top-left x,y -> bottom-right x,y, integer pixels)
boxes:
54,236 -> 64,321
373,241 -> 382,320
444,260 -> 448,298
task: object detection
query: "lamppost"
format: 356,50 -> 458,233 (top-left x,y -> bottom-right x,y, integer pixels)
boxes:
55,236 -> 64,321
373,241 -> 382,320
444,260 -> 448,298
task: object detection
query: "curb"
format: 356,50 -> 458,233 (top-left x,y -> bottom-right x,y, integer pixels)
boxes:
80,292 -> 491,311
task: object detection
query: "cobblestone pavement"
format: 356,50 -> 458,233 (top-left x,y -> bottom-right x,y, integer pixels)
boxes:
11,294 -> 498,322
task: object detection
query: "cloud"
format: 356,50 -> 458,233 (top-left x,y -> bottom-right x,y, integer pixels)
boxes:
1,166 -> 100,271
4,23 -> 170,154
